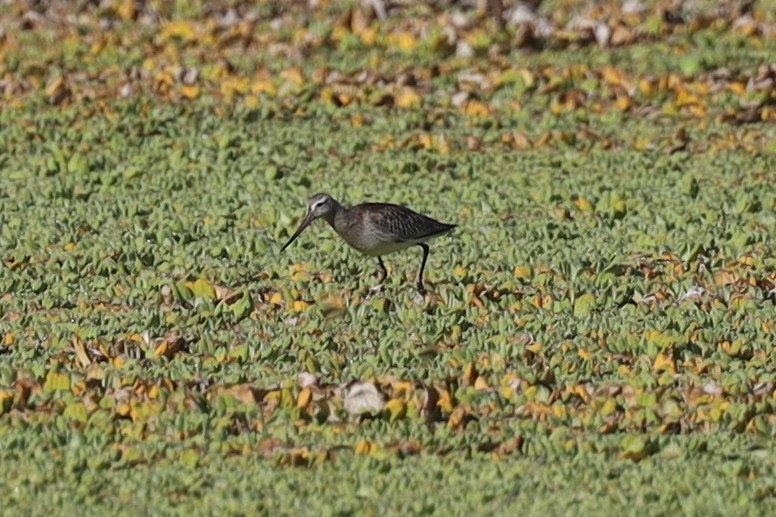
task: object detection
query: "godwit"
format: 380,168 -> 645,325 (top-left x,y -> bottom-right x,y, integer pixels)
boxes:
281,193 -> 456,293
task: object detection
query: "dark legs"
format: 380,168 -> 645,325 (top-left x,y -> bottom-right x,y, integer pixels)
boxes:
369,247 -> 430,294
376,256 -> 388,284
416,243 -> 430,294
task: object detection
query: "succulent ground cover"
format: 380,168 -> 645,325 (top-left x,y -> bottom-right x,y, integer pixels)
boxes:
1,0 -> 775,514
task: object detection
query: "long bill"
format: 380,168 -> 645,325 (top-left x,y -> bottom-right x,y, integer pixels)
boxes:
280,212 -> 314,252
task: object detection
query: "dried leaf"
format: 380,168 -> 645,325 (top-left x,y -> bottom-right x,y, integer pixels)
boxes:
344,382 -> 385,416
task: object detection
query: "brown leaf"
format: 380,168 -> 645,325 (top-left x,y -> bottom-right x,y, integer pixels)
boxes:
45,76 -> 70,105
462,362 -> 478,387
391,439 -> 422,456
218,384 -> 264,406
152,333 -> 186,359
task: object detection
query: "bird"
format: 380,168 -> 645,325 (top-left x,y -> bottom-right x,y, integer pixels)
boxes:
280,193 -> 457,293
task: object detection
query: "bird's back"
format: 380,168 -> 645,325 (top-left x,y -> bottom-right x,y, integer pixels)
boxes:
334,202 -> 456,255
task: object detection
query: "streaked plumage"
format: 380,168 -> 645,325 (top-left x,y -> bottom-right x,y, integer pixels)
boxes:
281,193 -> 456,293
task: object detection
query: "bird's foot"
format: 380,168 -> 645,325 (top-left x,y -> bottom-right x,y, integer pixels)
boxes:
413,283 -> 428,303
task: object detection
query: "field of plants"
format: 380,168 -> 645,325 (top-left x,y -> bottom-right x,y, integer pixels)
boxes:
1,0 -> 775,514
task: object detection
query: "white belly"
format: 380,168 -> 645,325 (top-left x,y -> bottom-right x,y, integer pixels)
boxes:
339,228 -> 421,256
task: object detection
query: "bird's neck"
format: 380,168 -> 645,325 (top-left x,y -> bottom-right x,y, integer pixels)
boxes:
323,201 -> 344,227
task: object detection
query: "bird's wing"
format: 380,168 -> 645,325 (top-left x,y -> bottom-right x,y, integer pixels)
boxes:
357,203 -> 455,242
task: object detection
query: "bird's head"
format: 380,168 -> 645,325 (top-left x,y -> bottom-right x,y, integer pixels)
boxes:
281,193 -> 339,251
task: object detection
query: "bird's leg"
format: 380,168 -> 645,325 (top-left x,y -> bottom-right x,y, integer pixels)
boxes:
377,256 -> 388,284
415,243 -> 430,294
368,256 -> 388,294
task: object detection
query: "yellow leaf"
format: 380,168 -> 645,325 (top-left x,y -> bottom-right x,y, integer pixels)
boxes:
575,197 -> 594,211
727,82 -> 746,95
44,371 -> 71,392
739,255 -> 755,266
269,292 -> 283,305
518,69 -> 535,87
513,266 -> 531,279
154,341 -> 168,357
599,398 -> 617,416
447,406 -> 469,429
552,404 -> 567,419
418,133 -> 434,149
395,87 -> 422,109
252,79 -> 277,96
148,385 -> 161,399
385,398 -> 406,420
187,279 -> 217,300
45,76 -> 69,104
153,338 -> 181,359
297,387 -> 312,409
634,136 -> 652,151
499,386 -> 516,400
359,28 -> 378,45
280,68 -> 304,86
290,270 -> 309,282
653,351 -> 676,374
688,104 -> 707,117
115,403 -> 131,417
351,113 -> 365,127
72,337 -> 91,368
463,362 -> 477,386
532,294 -> 553,309
615,96 -> 632,111
155,71 -> 175,92
437,388 -> 453,412
566,384 -> 590,403
639,78 -> 657,96
180,85 -> 200,100
3,333 -> 14,346
390,379 -> 413,396
0,391 -> 14,415
45,76 -> 65,98
355,439 -> 372,455
160,21 -> 197,41
526,342 -> 543,353
464,100 -> 491,117
601,66 -> 630,88
389,31 -> 418,51
220,77 -> 249,99
118,0 -> 136,20
474,376 -> 490,391
676,90 -> 702,107
292,300 -> 310,312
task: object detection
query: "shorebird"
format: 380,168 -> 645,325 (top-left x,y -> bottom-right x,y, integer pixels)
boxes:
281,193 -> 457,293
